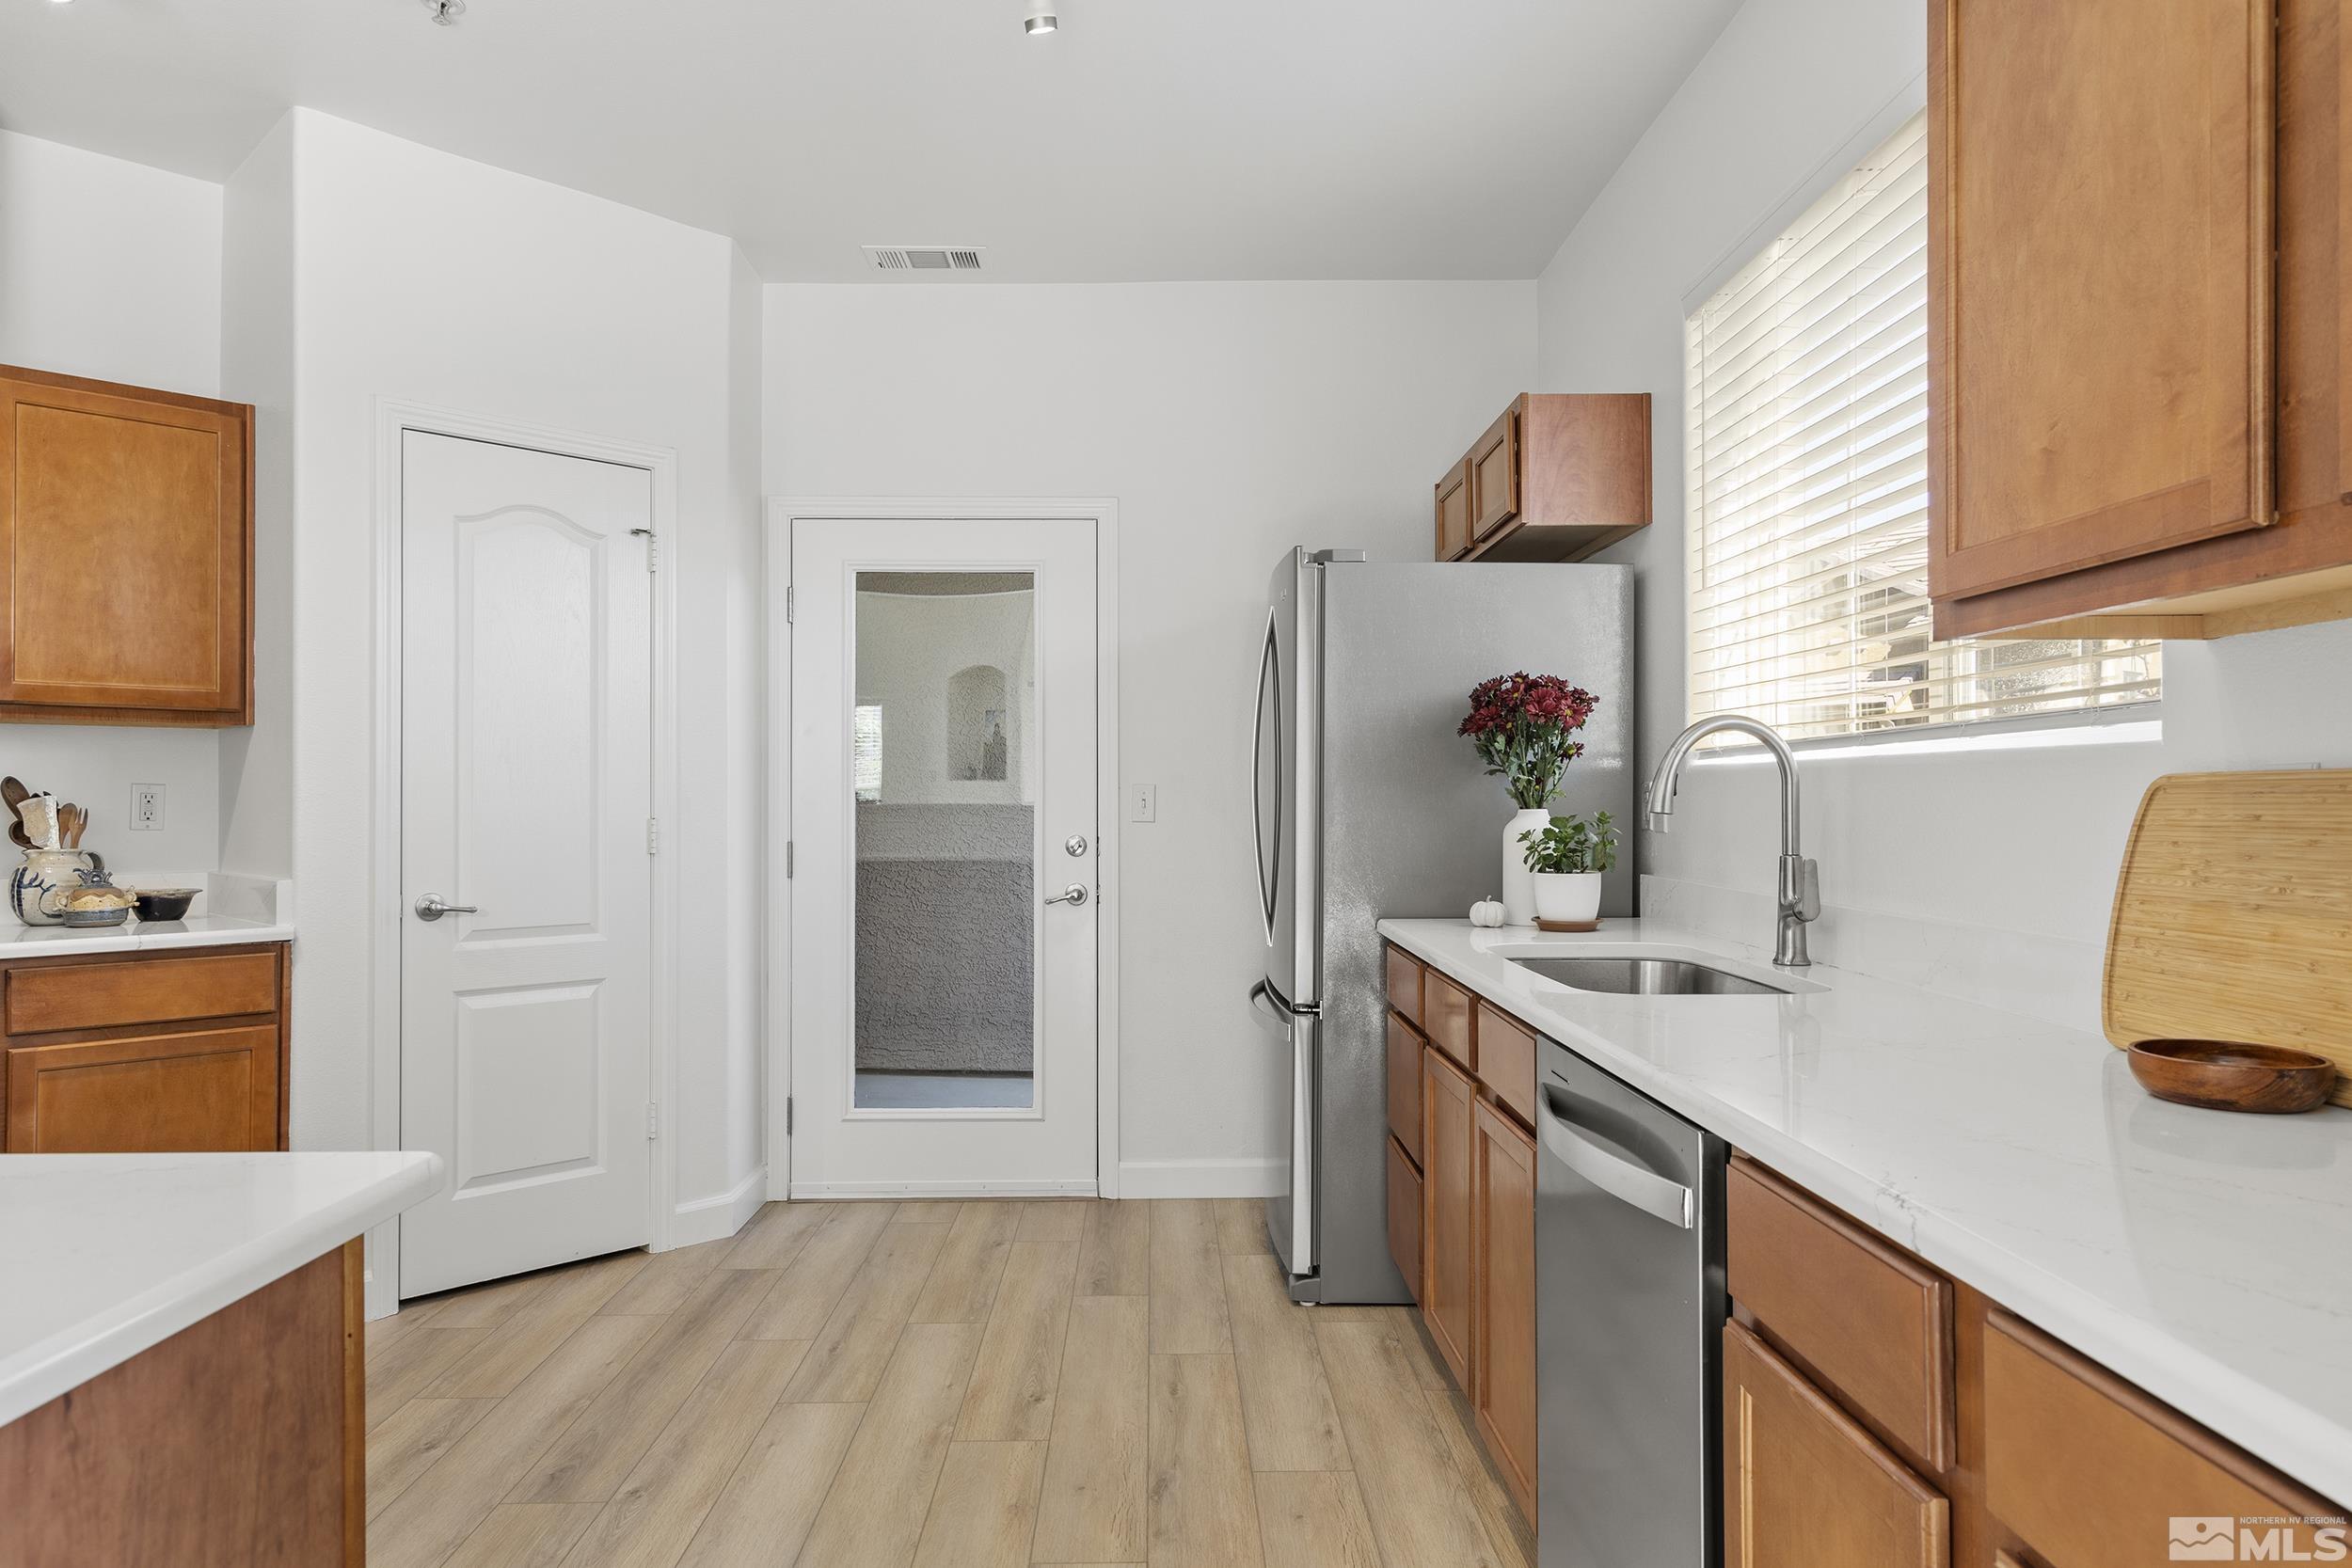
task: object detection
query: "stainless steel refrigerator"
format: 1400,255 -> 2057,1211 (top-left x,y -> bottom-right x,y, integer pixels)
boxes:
1247,546 -> 1634,1303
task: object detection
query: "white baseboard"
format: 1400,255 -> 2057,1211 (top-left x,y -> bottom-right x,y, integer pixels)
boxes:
669,1165 -> 768,1248
1116,1157 -> 1285,1199
789,1179 -> 1098,1199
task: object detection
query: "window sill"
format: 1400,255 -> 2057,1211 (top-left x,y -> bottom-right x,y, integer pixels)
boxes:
1690,712 -> 2163,767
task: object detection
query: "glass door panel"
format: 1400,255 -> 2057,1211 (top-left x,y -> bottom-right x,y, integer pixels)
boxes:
850,570 -> 1040,1112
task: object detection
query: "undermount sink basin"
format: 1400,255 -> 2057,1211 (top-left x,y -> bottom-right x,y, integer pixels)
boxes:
1509,955 -> 1796,997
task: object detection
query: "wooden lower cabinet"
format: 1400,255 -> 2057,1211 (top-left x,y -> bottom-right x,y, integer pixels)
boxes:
0,1240 -> 364,1566
1471,1097 -> 1538,1522
1386,1133 -> 1422,1294
1723,1322 -> 1949,1568
1420,1044 -> 1477,1387
4,1024 -> 278,1151
0,943 -> 289,1152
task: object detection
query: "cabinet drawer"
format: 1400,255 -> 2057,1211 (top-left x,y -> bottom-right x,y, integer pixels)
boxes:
1423,970 -> 1472,1069
1384,944 -> 1423,1027
1983,1312 -> 2340,1567
1386,1011 -> 1423,1164
1473,1001 -> 1535,1125
5,1025 -> 279,1151
1724,1321 -> 1947,1568
1386,1134 -> 1422,1303
6,950 -> 279,1037
1727,1158 -> 1955,1471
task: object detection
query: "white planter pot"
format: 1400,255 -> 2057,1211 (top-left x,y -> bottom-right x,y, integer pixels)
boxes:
1500,808 -> 1552,926
1531,870 -> 1603,925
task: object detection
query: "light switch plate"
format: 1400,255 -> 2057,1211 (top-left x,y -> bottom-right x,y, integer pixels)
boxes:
1129,784 -> 1156,823
130,784 -> 164,831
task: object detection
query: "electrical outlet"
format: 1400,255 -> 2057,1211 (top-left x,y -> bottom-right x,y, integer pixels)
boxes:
130,784 -> 165,832
1129,784 -> 1156,823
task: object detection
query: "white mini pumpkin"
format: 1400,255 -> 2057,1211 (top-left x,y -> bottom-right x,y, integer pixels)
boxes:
1468,896 -> 1506,928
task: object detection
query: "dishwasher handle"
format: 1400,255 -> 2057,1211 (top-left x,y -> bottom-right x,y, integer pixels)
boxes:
1537,1084 -> 1694,1230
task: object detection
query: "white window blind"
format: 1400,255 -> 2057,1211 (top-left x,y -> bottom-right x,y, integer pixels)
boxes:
1684,111 -> 2159,741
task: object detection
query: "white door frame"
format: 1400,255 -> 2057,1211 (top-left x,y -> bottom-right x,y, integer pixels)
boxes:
366,398 -> 683,1321
764,497 -> 1121,1201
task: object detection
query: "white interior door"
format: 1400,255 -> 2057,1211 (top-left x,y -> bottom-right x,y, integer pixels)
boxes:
399,431 -> 655,1297
791,517 -> 1098,1196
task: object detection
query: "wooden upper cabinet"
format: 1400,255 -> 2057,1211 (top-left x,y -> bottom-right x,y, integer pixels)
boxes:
1929,0 -> 2352,640
1470,1097 -> 1537,1524
1724,1322 -> 1950,1568
1435,458 -> 1472,561
1432,393 -> 1650,562
1929,0 -> 2275,603
0,366 -> 253,724
1420,1045 -> 1477,1388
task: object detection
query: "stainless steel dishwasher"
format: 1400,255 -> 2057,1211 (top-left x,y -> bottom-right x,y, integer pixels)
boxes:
1535,1036 -> 1725,1568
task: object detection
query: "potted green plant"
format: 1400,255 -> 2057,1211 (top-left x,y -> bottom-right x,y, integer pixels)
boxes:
1518,810 -> 1617,925
1458,673 -> 1599,925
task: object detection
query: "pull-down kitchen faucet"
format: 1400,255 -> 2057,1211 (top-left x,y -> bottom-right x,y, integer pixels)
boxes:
1644,715 -> 1820,967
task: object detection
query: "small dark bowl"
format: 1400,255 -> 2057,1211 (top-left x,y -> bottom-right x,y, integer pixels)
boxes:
2126,1039 -> 2339,1115
133,888 -> 199,922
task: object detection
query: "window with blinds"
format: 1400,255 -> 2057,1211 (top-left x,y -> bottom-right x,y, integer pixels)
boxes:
1683,111 -> 2159,741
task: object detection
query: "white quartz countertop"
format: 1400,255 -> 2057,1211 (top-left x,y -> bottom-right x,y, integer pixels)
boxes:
0,914 -> 293,958
0,1151 -> 442,1426
1377,917 -> 2352,1506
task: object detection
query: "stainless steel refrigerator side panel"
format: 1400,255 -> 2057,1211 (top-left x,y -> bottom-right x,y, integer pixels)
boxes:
1535,1038 -> 1725,1568
1305,561 -> 1633,1305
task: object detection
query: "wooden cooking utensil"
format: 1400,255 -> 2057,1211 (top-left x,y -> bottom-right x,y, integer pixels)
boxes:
0,777 -> 27,816
2126,1039 -> 2338,1114
7,821 -> 28,851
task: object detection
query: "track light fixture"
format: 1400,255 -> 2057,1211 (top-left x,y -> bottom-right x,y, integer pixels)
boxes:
1024,0 -> 1057,35
422,0 -> 465,24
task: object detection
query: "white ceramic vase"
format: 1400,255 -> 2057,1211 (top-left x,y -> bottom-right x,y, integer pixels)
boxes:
1531,870 -> 1604,926
1500,807 -> 1551,926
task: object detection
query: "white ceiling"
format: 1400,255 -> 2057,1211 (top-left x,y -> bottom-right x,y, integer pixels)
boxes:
0,0 -> 1740,283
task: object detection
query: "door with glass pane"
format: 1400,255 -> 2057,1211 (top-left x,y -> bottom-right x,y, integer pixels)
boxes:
790,517 -> 1099,1195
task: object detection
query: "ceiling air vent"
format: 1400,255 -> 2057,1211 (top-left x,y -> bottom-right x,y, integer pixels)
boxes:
863,245 -> 987,274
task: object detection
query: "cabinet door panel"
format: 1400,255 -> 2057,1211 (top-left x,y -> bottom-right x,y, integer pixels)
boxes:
1471,1097 -> 1536,1524
1421,1047 -> 1476,1387
1470,405 -> 1520,542
1724,1321 -> 1948,1568
1386,1012 -> 1423,1163
1929,0 -> 2275,601
0,371 -> 250,717
5,1025 -> 279,1151
1386,1133 -> 1422,1304
1435,459 -> 1472,561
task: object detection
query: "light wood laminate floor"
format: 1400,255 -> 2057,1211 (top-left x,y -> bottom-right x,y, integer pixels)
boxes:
366,1198 -> 1532,1568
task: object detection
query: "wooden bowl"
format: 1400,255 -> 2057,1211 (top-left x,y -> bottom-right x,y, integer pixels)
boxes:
2126,1039 -> 2338,1115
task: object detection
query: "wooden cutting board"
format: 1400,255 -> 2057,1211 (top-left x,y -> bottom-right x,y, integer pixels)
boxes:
2104,770 -> 2352,1108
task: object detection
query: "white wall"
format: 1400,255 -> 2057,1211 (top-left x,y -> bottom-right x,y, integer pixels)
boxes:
768,280 -> 1534,1191
263,113 -> 765,1228
0,130 -> 228,877
1536,0 -> 2352,1021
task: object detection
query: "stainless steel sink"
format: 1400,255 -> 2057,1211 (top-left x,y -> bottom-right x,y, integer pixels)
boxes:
1509,955 -> 1794,997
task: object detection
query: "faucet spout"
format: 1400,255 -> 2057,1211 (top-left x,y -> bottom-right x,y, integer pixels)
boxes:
1643,715 -> 1819,967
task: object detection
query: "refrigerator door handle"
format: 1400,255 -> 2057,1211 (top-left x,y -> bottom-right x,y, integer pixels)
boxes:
1247,979 -> 1295,1042
1250,608 -> 1280,945
1538,1084 -> 1694,1229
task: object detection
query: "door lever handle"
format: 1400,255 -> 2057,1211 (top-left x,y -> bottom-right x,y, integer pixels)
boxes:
414,894 -> 480,921
1044,883 -> 1089,907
